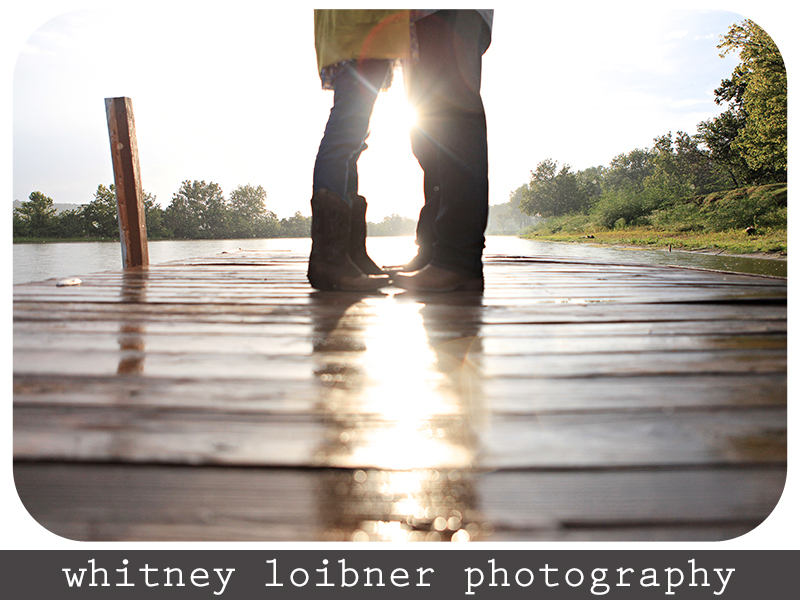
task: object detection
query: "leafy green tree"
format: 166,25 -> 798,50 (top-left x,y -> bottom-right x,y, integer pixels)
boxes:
696,109 -> 750,187
717,19 -> 787,181
13,211 -> 30,238
278,212 -> 311,237
485,185 -> 537,234
143,194 -> 169,239
486,195 -> 540,234
508,184 -> 528,211
78,184 -> 163,239
165,180 -> 228,239
81,184 -> 120,238
603,148 -> 654,193
367,214 -> 416,236
55,208 -> 87,238
229,184 -> 268,238
648,133 -> 690,199
14,191 -> 57,237
575,165 -> 606,206
645,132 -> 724,200
256,211 -> 281,238
519,159 -> 588,217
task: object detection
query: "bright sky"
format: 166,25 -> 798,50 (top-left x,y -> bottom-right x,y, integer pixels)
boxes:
5,1 -> 796,223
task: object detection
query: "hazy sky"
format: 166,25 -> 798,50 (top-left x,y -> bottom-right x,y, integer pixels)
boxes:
6,1 -> 795,222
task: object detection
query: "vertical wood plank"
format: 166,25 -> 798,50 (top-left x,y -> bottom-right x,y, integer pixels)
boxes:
105,97 -> 149,268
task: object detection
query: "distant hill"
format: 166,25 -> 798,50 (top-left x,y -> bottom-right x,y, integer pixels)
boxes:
13,200 -> 84,214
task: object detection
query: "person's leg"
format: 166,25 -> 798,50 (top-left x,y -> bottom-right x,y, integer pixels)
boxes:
403,10 -> 489,283
309,59 -> 392,291
313,60 -> 392,204
383,128 -> 439,273
403,130 -> 439,271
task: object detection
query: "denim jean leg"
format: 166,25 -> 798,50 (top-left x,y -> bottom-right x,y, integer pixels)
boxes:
408,11 -> 489,279
313,60 -> 392,204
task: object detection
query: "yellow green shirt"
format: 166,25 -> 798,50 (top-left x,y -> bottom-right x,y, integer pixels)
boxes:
314,9 -> 411,74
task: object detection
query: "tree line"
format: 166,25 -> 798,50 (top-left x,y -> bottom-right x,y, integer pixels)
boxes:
13,182 -> 310,241
506,19 -> 786,231
13,179 -> 423,241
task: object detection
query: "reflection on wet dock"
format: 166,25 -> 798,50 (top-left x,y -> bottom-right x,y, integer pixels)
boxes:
13,251 -> 787,541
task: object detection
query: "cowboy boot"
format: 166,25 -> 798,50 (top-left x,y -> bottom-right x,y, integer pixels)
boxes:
405,194 -> 438,270
348,194 -> 385,275
382,194 -> 438,273
393,264 -> 484,293
308,189 -> 389,292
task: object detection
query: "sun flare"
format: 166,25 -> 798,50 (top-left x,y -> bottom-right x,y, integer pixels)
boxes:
356,71 -> 425,221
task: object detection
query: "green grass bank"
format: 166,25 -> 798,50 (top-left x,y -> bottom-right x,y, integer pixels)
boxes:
522,184 -> 787,257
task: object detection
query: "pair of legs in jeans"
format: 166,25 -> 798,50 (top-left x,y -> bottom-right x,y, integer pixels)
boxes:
404,9 -> 489,283
311,10 -> 489,290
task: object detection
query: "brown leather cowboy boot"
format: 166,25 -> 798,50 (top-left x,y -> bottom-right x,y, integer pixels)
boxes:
308,189 -> 389,292
393,264 -> 484,293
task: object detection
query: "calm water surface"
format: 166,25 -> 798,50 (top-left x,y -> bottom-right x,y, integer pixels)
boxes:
12,236 -> 786,285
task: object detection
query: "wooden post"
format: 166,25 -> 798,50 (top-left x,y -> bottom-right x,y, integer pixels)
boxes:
105,97 -> 149,268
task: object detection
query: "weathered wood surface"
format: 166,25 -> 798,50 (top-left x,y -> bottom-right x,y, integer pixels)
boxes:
13,251 -> 787,541
105,97 -> 148,268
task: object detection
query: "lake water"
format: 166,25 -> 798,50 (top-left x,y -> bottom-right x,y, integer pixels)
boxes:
12,236 -> 786,285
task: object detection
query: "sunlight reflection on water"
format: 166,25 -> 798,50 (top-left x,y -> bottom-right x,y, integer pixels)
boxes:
13,235 -> 785,285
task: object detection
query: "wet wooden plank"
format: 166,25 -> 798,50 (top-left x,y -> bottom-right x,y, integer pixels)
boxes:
13,373 -> 787,413
12,349 -> 786,384
12,322 -> 787,355
14,463 -> 781,542
12,251 -> 787,541
13,405 -> 785,469
12,315 -> 788,336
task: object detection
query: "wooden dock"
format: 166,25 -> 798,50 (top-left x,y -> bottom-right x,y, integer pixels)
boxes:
13,250 -> 787,542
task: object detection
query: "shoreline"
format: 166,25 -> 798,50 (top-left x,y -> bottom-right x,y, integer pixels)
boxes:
521,234 -> 787,262
604,243 -> 787,262
15,235 -> 788,262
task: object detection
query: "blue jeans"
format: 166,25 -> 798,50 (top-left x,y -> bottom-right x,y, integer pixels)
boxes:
407,10 -> 490,278
313,60 -> 393,205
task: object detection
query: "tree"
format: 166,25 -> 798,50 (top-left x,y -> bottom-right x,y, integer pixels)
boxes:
56,208 -> 87,238
165,180 -> 228,239
717,19 -> 787,181
14,191 -> 57,237
519,159 -> 589,218
81,184 -> 120,238
228,184 -> 268,238
575,165 -> 606,206
143,194 -> 169,239
645,132 -> 724,200
367,214 -> 416,236
13,209 -> 30,238
79,184 -> 165,239
278,212 -> 311,237
258,211 -> 281,238
696,109 -> 750,187
604,148 -> 654,193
